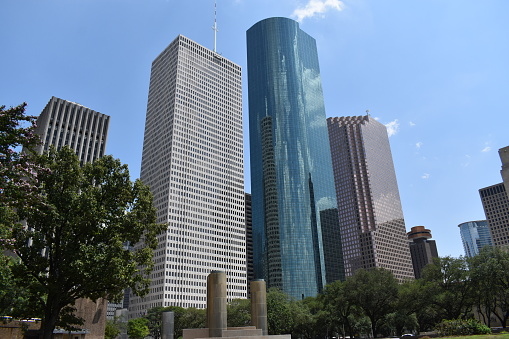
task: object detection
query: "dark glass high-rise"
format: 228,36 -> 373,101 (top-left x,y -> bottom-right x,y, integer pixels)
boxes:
247,17 -> 343,299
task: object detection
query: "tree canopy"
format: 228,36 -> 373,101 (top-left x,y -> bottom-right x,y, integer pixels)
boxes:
4,141 -> 165,338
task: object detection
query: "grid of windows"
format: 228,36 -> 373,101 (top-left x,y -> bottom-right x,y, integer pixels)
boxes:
131,35 -> 246,317
34,96 -> 109,164
327,115 -> 414,282
479,183 -> 509,247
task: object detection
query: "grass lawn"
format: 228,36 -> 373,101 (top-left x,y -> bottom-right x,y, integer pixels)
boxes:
440,334 -> 509,339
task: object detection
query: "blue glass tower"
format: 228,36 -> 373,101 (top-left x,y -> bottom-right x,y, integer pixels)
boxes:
458,220 -> 493,257
247,17 -> 342,299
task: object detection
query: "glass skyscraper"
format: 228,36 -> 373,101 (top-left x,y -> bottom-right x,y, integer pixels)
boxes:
458,220 -> 493,257
247,17 -> 342,299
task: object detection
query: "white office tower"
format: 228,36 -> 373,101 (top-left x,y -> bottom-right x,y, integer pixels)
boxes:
130,35 -> 245,316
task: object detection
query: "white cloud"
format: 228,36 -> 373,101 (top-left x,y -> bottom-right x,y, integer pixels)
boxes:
409,121 -> 416,127
385,119 -> 399,137
421,173 -> 430,179
482,146 -> 491,153
292,0 -> 344,22
373,116 -> 380,121
416,141 -> 423,149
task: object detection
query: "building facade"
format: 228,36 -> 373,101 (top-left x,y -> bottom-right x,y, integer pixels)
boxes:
500,146 -> 509,199
479,183 -> 509,248
247,17 -> 342,299
458,220 -> 493,257
245,193 -> 254,294
34,96 -> 109,163
131,35 -> 246,316
327,115 -> 414,281
407,226 -> 438,278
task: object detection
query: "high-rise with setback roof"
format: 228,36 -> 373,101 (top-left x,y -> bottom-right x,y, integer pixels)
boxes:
327,115 -> 414,281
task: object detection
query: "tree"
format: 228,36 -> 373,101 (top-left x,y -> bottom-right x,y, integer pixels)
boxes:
469,247 -> 509,327
0,103 -> 39,243
344,268 -> 399,337
0,102 -> 45,319
320,279 -> 356,339
10,146 -> 165,339
145,306 -> 169,339
266,288 -> 294,335
227,298 -> 251,327
104,319 -> 121,339
397,278 -> 437,332
128,317 -> 150,339
180,307 -> 206,333
420,256 -> 473,321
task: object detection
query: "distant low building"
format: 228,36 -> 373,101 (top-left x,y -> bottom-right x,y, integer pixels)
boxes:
407,226 -> 438,278
458,220 -> 493,257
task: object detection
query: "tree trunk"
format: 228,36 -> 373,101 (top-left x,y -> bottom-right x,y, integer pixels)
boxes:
41,294 -> 63,339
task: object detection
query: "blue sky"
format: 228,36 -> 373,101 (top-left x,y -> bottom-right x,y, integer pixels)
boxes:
2,0 -> 508,259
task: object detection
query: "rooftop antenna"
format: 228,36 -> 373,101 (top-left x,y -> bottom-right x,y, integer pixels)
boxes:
212,0 -> 218,53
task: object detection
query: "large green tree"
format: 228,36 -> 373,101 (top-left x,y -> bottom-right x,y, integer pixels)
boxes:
344,268 -> 399,337
420,256 -> 473,321
10,146 -> 165,339
469,247 -> 509,327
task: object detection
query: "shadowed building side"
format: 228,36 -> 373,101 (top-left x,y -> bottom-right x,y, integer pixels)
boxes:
407,226 -> 438,278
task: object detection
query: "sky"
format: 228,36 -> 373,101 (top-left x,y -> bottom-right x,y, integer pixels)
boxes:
2,0 -> 508,259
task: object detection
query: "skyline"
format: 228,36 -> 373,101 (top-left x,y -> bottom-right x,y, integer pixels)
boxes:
2,0 -> 508,259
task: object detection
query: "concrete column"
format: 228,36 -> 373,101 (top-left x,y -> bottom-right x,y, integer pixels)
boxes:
207,270 -> 227,337
250,279 -> 268,335
161,311 -> 174,339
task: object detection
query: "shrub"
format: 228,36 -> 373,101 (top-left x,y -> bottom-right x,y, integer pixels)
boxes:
434,319 -> 491,337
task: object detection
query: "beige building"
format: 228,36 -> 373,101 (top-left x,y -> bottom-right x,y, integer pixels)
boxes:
327,115 -> 414,281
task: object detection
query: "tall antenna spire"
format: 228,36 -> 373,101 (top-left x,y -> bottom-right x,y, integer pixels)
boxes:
212,0 -> 218,53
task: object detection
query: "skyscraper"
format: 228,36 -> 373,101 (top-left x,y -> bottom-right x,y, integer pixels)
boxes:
407,226 -> 438,279
33,96 -> 109,163
327,115 -> 414,281
247,17 -> 341,299
500,146 -> 509,199
131,35 -> 246,316
458,220 -> 493,257
479,183 -> 509,248
245,193 -> 254,294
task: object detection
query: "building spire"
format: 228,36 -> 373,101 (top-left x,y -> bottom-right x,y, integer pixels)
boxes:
212,0 -> 218,52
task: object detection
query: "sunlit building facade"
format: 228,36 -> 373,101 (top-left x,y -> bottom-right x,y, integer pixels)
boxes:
131,35 -> 246,316
34,96 -> 109,164
327,115 -> 414,281
247,17 -> 342,299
